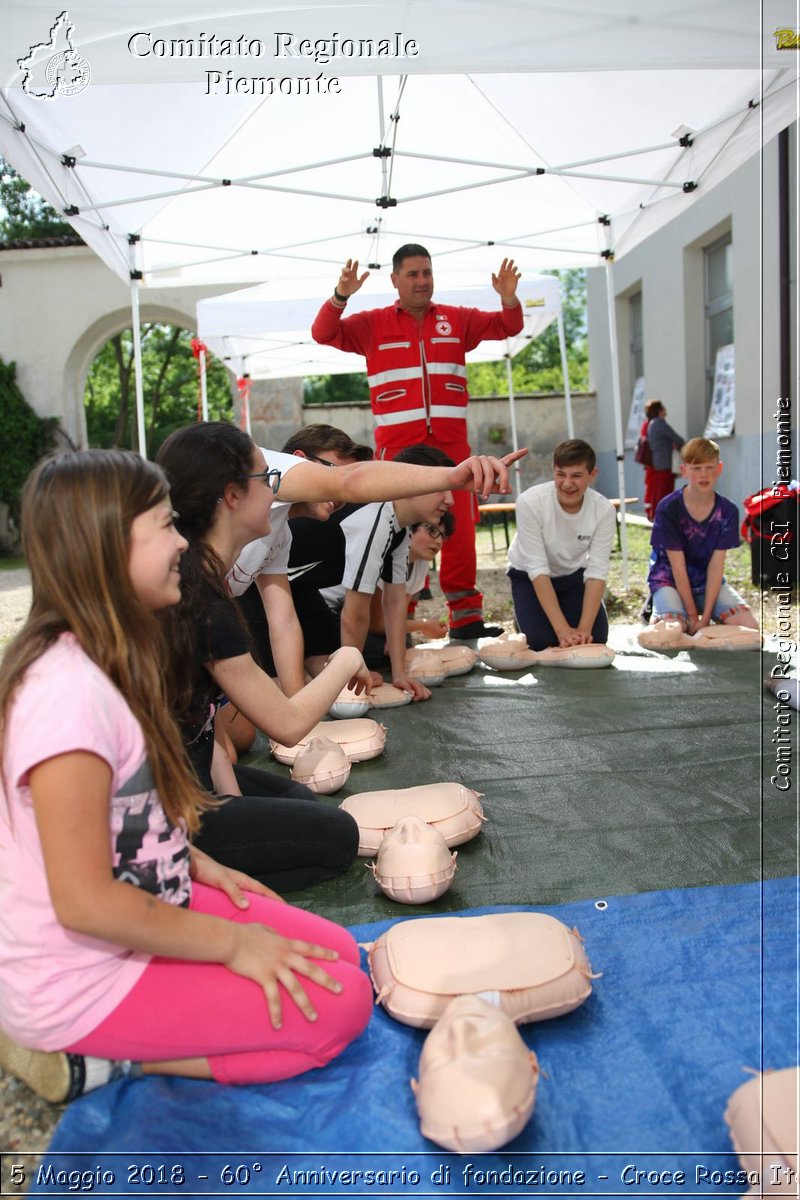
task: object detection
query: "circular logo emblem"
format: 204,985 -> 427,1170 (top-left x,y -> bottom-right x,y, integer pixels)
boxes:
46,50 -> 91,97
435,320 -> 452,336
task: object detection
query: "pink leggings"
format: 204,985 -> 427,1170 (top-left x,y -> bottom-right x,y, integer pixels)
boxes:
66,884 -> 373,1086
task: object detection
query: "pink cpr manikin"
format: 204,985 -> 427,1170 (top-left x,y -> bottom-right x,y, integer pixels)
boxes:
290,735 -> 351,794
404,652 -> 446,686
411,994 -> 539,1153
479,632 -> 614,670
271,718 -> 386,765
328,684 -> 371,719
406,644 -> 478,677
638,622 -> 762,651
724,1067 -> 799,1196
368,683 -> 414,709
368,911 -> 597,1029
371,814 -> 457,904
340,782 -> 486,856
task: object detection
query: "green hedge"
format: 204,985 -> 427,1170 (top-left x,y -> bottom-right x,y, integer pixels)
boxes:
0,357 -> 59,527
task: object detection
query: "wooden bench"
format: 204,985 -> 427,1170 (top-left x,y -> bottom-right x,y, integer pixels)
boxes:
478,498 -> 641,552
477,502 -> 516,551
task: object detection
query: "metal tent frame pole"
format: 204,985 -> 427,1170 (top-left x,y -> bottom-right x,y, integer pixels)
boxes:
199,347 -> 209,421
600,217 -> 629,590
557,309 -> 575,438
505,351 -> 522,497
129,280 -> 147,459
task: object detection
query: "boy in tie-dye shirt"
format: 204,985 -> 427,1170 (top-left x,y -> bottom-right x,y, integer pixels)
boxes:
646,438 -> 758,634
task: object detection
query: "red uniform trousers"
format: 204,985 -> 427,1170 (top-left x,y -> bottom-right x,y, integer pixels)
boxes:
386,435 -> 482,631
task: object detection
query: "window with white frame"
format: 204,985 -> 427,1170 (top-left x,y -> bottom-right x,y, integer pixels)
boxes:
704,235 -> 733,405
630,290 -> 644,384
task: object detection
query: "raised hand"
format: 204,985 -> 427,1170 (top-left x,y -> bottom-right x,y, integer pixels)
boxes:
335,259 -> 369,299
491,258 -> 521,303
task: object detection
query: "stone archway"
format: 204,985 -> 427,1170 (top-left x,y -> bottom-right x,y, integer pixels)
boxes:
0,246 -> 303,451
64,302 -> 202,448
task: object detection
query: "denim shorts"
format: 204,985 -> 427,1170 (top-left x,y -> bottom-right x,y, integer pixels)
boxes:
652,581 -> 748,622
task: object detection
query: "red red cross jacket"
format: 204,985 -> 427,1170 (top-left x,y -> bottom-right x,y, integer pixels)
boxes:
311,298 -> 523,455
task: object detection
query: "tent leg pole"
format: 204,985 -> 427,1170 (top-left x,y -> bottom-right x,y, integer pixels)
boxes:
557,310 -> 575,438
199,349 -> 209,421
602,225 -> 628,590
505,351 -> 521,497
130,281 -> 147,459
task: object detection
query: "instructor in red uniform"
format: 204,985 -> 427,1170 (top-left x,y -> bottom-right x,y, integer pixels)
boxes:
312,244 -> 523,639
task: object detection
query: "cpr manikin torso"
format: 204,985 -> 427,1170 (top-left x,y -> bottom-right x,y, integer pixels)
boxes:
340,782 -> 485,856
638,623 -> 762,651
368,911 -> 597,1028
480,632 -> 615,670
270,718 -> 387,764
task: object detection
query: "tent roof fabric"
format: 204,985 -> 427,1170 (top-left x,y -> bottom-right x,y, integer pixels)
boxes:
1,2 -> 797,290
197,276 -> 562,380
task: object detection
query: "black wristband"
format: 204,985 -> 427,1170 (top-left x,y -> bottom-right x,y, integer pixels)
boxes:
333,289 -> 348,303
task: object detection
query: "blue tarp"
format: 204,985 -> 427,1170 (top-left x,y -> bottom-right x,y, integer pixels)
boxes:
29,877 -> 797,1198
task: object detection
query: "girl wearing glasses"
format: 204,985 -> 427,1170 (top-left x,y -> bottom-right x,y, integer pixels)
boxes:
156,423 -> 370,894
0,450 -> 371,1104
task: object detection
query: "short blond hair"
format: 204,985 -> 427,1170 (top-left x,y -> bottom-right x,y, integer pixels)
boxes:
682,437 -> 720,465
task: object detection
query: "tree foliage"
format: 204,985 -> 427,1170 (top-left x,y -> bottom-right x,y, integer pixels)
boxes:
302,269 -> 588,405
84,326 -> 234,455
304,371 -> 369,406
466,269 -> 589,396
0,357 -> 60,526
0,156 -> 77,241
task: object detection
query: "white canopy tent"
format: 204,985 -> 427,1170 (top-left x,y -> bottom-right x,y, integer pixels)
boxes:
1,0 -> 797,580
196,274 -> 567,492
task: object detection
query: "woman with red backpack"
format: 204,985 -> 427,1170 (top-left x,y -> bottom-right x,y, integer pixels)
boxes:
636,399 -> 685,519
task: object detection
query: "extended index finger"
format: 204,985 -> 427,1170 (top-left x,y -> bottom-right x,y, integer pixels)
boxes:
501,448 -> 528,466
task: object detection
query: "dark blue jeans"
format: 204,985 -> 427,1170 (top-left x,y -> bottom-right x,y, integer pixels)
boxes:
507,567 -> 608,651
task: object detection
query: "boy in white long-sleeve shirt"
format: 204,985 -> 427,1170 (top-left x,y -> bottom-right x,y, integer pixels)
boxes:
506,440 -> 616,650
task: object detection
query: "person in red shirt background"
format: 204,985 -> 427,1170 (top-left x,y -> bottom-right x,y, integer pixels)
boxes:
311,244 -> 523,640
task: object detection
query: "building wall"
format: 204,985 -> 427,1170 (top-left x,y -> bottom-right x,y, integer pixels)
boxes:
0,246 -> 303,448
301,392 -> 596,492
587,125 -> 797,511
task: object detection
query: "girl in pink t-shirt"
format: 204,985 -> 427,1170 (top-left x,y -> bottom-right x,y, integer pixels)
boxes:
0,450 -> 372,1104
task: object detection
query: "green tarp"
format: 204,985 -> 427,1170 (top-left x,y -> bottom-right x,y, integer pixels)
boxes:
245,632 -> 795,926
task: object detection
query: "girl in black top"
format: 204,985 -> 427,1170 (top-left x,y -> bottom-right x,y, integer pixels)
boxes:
157,422 -> 370,893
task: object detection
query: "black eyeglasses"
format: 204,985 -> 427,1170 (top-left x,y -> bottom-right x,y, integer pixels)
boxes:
421,523 -> 444,540
307,454 -> 337,468
247,468 -> 282,494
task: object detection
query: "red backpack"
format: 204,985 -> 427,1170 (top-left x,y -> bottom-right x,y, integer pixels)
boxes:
634,422 -> 653,467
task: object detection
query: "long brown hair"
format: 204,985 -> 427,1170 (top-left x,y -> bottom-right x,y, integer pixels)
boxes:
156,421 -> 256,717
0,450 -> 209,833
